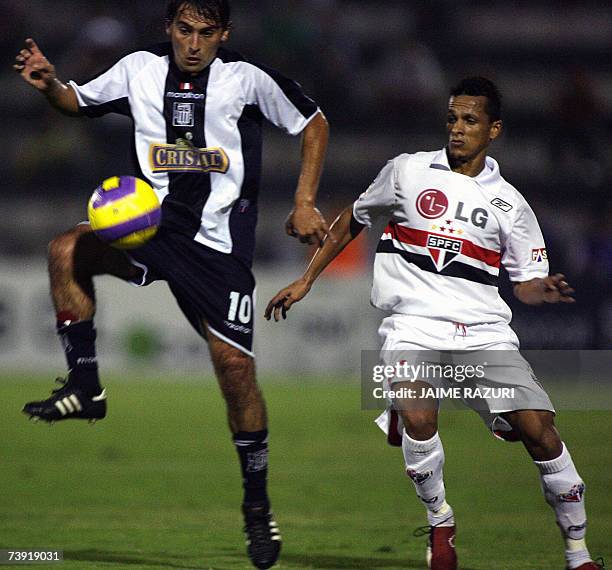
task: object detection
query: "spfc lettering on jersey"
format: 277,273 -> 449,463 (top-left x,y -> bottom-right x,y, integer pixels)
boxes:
149,139 -> 229,173
531,248 -> 547,262
172,102 -> 194,127
426,233 -> 463,271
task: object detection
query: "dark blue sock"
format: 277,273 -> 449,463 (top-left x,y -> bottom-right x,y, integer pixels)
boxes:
56,319 -> 101,396
234,429 -> 270,506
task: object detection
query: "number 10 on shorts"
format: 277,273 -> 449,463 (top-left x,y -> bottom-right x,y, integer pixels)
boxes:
228,292 -> 252,324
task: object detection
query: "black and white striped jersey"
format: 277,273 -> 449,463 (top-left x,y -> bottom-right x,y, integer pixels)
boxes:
69,44 -> 320,267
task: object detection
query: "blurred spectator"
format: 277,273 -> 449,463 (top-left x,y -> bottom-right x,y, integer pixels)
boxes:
60,12 -> 134,81
369,33 -> 445,128
549,67 -> 606,187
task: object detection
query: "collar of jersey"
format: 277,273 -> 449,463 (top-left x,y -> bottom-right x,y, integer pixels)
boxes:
430,147 -> 503,192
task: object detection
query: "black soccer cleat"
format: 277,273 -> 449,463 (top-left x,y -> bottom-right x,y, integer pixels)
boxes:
23,377 -> 107,423
242,501 -> 282,569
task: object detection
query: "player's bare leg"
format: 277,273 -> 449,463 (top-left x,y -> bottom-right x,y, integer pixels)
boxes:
24,224 -> 141,423
207,331 -> 281,570
503,409 -> 597,569
48,224 -> 141,319
207,332 -> 266,433
395,382 -> 457,570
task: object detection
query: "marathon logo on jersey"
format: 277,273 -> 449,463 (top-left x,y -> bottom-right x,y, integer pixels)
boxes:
172,102 -> 194,127
426,234 -> 463,271
149,139 -> 229,174
166,91 -> 205,100
407,469 -> 433,485
559,482 -> 585,503
531,248 -> 548,262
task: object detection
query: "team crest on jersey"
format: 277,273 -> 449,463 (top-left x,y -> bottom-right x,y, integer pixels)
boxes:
531,248 -> 547,262
149,138 -> 229,173
426,234 -> 463,271
172,102 -> 194,127
416,189 -> 449,219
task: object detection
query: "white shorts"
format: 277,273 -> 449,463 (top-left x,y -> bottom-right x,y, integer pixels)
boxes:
374,314 -> 555,438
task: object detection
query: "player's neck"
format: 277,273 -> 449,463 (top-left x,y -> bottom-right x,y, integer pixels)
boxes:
447,149 -> 487,178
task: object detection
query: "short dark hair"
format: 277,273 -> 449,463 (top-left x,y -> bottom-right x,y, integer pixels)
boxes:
450,76 -> 502,122
165,0 -> 231,29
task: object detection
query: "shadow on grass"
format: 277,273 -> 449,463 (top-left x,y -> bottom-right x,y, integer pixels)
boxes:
63,549 -> 210,569
280,552 -> 423,569
279,552 -> 477,570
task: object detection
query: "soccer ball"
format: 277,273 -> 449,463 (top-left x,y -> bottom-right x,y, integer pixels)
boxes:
88,176 -> 161,249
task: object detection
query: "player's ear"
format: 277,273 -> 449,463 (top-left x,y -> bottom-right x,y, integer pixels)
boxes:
489,119 -> 502,142
220,22 -> 232,43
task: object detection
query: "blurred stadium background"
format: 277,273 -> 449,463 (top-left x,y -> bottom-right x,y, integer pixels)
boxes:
2,3 -> 611,569
2,0 -> 611,376
2,1 -> 612,371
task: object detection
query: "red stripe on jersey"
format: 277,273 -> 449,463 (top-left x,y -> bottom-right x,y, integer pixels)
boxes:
385,222 -> 501,268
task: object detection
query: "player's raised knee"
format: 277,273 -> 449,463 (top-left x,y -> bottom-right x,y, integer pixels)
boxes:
401,411 -> 438,441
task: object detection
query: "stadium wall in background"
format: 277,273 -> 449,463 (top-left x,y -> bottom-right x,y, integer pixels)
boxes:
0,262 -> 378,375
2,261 -> 610,376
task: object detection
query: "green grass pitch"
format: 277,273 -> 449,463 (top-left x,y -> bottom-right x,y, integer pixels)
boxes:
1,376 -> 610,569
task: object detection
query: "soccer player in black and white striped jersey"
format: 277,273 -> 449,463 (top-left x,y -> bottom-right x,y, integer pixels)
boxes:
14,1 -> 330,567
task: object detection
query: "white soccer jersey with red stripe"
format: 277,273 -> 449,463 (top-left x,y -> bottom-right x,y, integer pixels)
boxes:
352,149 -> 549,324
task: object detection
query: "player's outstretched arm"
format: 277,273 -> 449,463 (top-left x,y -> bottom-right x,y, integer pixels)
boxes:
14,38 -> 79,116
513,273 -> 576,305
266,205 -> 364,321
285,112 -> 332,247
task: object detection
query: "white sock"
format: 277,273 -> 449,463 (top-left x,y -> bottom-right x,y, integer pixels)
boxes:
402,430 -> 454,527
535,443 -> 591,569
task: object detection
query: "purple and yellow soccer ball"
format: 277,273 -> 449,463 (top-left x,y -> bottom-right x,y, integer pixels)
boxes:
88,176 -> 161,249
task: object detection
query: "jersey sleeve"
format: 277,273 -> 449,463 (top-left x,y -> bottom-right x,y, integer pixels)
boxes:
240,62 -> 319,135
68,52 -> 140,118
501,201 -> 549,282
352,160 -> 398,228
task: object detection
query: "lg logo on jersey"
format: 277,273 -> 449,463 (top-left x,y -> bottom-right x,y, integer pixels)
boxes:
416,189 -> 489,229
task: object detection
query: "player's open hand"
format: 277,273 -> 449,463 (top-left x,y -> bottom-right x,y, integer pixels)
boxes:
285,205 -> 335,247
14,39 -> 57,91
541,273 -> 575,304
265,277 -> 312,321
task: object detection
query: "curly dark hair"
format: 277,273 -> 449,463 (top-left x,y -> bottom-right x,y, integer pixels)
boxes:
450,76 -> 502,121
165,0 -> 231,29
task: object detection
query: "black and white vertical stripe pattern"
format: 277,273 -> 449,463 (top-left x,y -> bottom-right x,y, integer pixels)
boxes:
69,44 -> 320,267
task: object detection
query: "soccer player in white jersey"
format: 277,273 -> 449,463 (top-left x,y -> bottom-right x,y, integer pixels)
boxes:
14,1 -> 331,567
266,77 -> 601,570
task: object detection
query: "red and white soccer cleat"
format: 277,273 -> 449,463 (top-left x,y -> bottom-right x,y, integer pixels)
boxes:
415,524 -> 457,570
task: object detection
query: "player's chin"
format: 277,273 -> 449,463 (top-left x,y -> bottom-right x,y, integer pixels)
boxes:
446,147 -> 465,161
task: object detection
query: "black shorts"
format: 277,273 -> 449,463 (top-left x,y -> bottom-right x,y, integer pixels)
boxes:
127,229 -> 255,356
